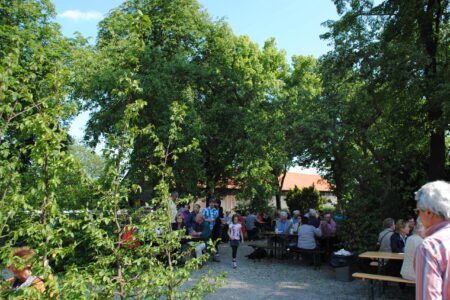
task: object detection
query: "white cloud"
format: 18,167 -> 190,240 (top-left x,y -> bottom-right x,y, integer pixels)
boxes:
58,10 -> 103,21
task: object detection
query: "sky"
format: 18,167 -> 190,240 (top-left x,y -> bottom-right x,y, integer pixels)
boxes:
53,0 -> 340,174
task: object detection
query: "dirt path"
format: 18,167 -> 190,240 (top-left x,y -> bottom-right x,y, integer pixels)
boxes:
194,242 -> 410,300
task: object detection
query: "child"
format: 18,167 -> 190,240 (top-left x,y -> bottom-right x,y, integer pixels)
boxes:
227,214 -> 244,268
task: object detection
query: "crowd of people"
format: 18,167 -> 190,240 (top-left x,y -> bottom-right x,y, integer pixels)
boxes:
173,194 -> 339,269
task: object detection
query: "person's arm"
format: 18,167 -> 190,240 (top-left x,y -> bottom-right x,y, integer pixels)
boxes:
227,226 -> 232,240
240,228 -> 244,243
415,244 -> 443,300
314,226 -> 322,237
329,219 -> 336,233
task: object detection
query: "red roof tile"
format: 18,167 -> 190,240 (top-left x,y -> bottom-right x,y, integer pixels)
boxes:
280,172 -> 331,192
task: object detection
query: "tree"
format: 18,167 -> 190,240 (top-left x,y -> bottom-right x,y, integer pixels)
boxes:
69,141 -> 105,180
294,0 -> 449,251
0,0 -> 79,297
60,101 -> 225,299
285,186 -> 322,214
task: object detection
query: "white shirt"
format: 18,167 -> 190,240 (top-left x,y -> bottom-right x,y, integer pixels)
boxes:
401,234 -> 423,281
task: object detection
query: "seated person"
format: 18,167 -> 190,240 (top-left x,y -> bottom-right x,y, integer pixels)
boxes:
275,211 -> 293,234
268,211 -> 293,254
387,219 -> 410,276
401,219 -> 424,281
172,213 -> 188,234
187,204 -> 201,230
297,216 -> 322,265
378,217 -> 395,252
320,213 -> 337,254
189,214 -> 211,265
297,216 -> 322,250
291,210 -> 301,225
172,213 -> 189,250
6,247 -> 53,296
307,209 -> 320,228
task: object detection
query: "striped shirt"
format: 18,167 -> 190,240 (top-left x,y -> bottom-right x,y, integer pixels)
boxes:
414,221 -> 450,300
202,207 -> 218,230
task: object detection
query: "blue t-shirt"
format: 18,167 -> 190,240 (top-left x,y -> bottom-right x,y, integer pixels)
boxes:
202,207 -> 218,230
280,220 -> 286,232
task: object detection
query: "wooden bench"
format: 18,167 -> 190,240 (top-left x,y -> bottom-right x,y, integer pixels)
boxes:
352,272 -> 415,300
291,248 -> 325,269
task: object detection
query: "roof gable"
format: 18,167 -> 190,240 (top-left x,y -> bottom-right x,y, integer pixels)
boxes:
280,172 -> 331,192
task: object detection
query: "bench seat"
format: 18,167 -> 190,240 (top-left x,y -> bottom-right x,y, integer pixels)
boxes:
352,272 -> 415,300
352,272 -> 415,284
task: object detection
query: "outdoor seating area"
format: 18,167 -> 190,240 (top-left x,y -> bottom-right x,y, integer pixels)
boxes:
1,0 -> 449,299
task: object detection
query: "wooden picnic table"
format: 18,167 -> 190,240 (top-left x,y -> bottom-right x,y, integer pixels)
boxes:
262,231 -> 298,258
262,231 -> 298,238
358,251 -> 404,260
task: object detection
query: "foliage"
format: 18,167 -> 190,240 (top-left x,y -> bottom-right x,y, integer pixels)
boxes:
0,0 -> 79,298
69,141 -> 105,180
71,0 -> 321,210
60,101 -> 225,299
284,186 -> 322,214
1,1 -> 226,298
298,0 -> 450,251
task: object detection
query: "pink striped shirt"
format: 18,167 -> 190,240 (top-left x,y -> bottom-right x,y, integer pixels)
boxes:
414,220 -> 450,300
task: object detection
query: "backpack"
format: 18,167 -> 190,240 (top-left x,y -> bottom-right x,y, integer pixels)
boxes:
247,248 -> 268,259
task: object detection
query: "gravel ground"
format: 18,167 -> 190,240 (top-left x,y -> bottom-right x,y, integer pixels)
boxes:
191,241 -> 414,300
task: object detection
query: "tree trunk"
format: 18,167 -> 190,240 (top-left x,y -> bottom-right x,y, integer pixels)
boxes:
417,0 -> 447,180
276,169 -> 288,210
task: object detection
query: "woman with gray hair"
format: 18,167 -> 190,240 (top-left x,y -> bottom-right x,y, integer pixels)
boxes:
400,219 -> 425,281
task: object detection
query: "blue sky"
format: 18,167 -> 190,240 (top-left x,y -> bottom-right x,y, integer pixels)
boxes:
54,0 -> 339,58
54,0 -> 339,173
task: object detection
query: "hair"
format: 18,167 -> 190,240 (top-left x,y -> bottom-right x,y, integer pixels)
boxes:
382,218 -> 395,229
195,214 -> 204,221
171,191 -> 179,197
415,180 -> 450,220
231,214 -> 239,224
10,247 -> 35,269
280,211 -> 288,218
300,216 -> 309,225
11,247 -> 35,260
293,210 -> 300,215
395,219 -> 408,233
175,212 -> 184,223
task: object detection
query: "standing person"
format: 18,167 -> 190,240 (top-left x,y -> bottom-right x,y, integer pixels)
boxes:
245,211 -> 261,241
228,215 -> 244,269
237,211 -> 246,238
414,181 -> 450,300
262,212 -> 272,231
170,191 -> 179,222
202,198 -> 219,262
